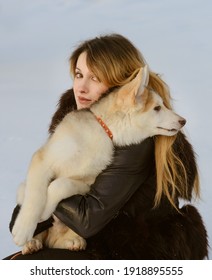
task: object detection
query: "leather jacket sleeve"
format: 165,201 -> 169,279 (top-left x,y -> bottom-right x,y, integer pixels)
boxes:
54,137 -> 155,238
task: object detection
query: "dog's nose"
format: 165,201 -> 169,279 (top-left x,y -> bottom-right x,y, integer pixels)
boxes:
179,118 -> 186,127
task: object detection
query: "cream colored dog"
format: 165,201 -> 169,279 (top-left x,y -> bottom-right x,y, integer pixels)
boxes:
12,66 -> 186,254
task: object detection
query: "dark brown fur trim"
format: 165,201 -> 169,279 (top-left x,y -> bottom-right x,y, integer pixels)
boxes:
173,132 -> 199,199
87,204 -> 208,259
48,89 -> 77,134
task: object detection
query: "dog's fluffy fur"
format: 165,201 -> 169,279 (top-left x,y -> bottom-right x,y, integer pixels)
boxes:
12,66 -> 186,254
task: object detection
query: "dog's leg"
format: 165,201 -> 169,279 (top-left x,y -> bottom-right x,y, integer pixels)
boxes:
46,216 -> 87,251
40,177 -> 90,221
21,231 -> 46,255
16,182 -> 26,205
12,149 -> 54,246
50,229 -> 87,251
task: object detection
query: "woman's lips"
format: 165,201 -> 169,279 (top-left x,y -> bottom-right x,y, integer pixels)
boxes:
78,96 -> 91,104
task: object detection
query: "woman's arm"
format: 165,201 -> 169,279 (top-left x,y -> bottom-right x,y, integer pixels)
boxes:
54,137 -> 155,238
9,138 -> 154,238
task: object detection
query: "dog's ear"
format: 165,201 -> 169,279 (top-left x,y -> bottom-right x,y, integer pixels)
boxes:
134,65 -> 149,102
116,65 -> 149,107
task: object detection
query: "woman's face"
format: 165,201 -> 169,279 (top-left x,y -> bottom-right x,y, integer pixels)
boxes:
73,52 -> 109,109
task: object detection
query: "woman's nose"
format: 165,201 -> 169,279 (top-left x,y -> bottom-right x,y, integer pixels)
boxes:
78,78 -> 89,93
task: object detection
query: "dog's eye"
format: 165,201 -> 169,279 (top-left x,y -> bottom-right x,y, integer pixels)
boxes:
154,105 -> 161,111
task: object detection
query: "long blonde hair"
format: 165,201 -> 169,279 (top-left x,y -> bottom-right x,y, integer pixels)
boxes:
69,33 -> 200,208
148,73 -> 200,208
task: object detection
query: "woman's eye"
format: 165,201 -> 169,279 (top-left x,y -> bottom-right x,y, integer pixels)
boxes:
91,76 -> 99,82
154,105 -> 161,111
75,72 -> 82,79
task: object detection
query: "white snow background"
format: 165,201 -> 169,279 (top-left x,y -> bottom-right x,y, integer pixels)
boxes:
0,0 -> 211,259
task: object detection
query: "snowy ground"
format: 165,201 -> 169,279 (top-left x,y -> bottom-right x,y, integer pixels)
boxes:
0,0 -> 211,259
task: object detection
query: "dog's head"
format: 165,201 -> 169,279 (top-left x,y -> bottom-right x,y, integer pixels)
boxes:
115,66 -> 186,138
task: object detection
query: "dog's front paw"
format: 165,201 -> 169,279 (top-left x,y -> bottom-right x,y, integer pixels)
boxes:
13,226 -> 36,247
22,239 -> 43,255
12,216 -> 36,246
65,236 -> 87,251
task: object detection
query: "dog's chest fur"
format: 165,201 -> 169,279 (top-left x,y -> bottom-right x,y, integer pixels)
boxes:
44,110 -> 114,184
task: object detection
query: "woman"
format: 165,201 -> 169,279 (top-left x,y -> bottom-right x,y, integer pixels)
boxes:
5,33 -> 208,260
